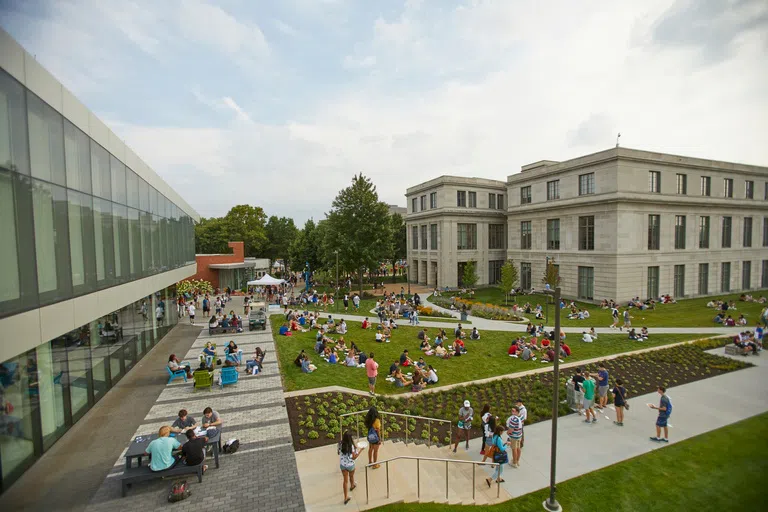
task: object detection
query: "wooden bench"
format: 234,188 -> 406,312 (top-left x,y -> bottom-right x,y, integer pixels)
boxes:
208,325 -> 240,336
121,462 -> 203,497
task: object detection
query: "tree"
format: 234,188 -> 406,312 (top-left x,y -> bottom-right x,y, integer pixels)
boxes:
289,219 -> 321,273
462,260 -> 478,289
500,260 -> 519,305
325,174 -> 392,295
542,260 -> 561,288
265,216 -> 299,270
223,204 -> 268,257
195,217 -> 232,254
389,213 -> 407,282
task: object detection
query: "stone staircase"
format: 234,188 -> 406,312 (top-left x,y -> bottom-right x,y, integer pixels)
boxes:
296,439 -> 510,511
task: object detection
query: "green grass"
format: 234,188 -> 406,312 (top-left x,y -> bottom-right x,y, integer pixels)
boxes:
369,411 -> 768,511
446,288 -> 768,328
271,319 -> 704,394
297,298 -> 467,324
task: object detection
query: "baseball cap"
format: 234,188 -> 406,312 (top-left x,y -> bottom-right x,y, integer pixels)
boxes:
463,400 -> 471,408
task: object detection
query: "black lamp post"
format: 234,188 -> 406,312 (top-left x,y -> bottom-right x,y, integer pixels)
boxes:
543,284 -> 563,512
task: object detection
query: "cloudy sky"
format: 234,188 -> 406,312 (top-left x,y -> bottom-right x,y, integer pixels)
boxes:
1,0 -> 767,222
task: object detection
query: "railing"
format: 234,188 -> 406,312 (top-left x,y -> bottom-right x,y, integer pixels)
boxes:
363,456 -> 501,503
338,410 -> 452,448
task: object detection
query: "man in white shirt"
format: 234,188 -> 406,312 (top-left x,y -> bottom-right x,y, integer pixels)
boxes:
188,303 -> 196,325
156,305 -> 164,324
581,331 -> 593,343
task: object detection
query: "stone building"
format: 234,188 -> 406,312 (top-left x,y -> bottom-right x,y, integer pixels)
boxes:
405,147 -> 768,301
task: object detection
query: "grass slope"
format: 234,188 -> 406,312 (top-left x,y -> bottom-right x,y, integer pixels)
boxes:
271,319 -> 705,394
370,411 -> 768,511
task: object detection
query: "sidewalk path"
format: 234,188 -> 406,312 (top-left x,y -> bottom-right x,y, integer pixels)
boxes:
456,349 -> 768,498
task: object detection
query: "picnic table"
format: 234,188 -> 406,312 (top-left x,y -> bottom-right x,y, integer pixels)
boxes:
124,429 -> 222,470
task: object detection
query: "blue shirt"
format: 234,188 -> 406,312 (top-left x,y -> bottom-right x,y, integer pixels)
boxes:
203,347 -> 215,356
279,325 -> 289,335
146,436 -> 180,471
597,369 -> 608,387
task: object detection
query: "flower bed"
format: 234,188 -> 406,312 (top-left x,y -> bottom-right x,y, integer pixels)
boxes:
416,305 -> 454,319
286,340 -> 751,451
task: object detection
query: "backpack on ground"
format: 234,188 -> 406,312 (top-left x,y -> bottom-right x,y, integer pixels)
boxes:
367,426 -> 380,444
168,480 -> 191,502
223,438 -> 240,454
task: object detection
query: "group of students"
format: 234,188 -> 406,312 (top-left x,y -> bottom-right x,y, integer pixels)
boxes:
143,407 -> 223,474
507,335 -> 571,363
207,310 -> 244,332
415,325 -> 479,359
732,327 -> 763,355
387,351 -> 438,391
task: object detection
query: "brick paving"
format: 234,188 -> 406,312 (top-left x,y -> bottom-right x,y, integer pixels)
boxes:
84,320 -> 305,512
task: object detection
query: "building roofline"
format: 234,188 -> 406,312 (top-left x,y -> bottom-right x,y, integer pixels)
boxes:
406,175 -> 507,195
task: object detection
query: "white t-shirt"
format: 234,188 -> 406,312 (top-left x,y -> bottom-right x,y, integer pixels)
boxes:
188,304 -> 196,316
427,369 -> 438,383
155,306 -> 163,318
582,333 -> 593,342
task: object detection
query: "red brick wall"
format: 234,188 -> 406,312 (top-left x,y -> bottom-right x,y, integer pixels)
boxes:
188,241 -> 245,290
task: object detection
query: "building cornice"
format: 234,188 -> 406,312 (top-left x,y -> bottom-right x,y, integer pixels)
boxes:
406,208 -> 508,221
406,175 -> 507,195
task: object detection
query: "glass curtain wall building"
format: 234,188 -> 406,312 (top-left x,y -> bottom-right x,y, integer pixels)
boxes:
0,30 -> 198,492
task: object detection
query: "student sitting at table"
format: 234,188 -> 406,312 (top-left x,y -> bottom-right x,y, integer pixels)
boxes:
201,407 -> 222,435
146,426 -> 181,471
171,409 -> 197,434
181,429 -> 208,473
220,316 -> 230,329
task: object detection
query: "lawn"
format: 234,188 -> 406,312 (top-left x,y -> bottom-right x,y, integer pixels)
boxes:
438,288 -> 768,328
369,411 -> 768,511
294,298 -> 466,323
270,318 -> 706,394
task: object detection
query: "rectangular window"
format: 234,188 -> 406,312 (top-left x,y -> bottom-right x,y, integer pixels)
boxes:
745,180 -> 754,199
520,221 -> 532,250
675,173 -> 687,194
32,180 -> 72,302
546,180 -> 560,200
699,216 -> 710,248
411,225 -> 418,249
578,266 -> 594,300
578,173 -> 595,195
648,214 -> 660,250
765,182 -> 768,200
698,263 -> 709,295
27,92 -> 66,186
547,219 -> 560,250
457,223 -> 477,250
742,261 -> 751,290
488,260 -> 504,285
498,195 -> 505,209
721,262 -> 731,292
457,190 -> 466,207
420,225 -> 427,250
489,224 -> 506,250
762,260 -> 768,288
579,216 -> 595,250
429,192 -> 437,209
67,190 -> 96,294
412,197 -> 417,212
743,217 -> 753,247
110,155 -> 126,205
430,224 -> 437,250
700,176 -> 711,196
488,193 -> 496,209
648,171 -> 660,193
468,191 -> 477,208
647,266 -> 659,299
674,215 -> 686,249
673,264 -> 685,297
64,120 -> 92,194
520,186 -> 531,204
419,195 -> 426,211
764,217 -> 768,247
724,178 -> 733,198
520,262 -> 532,290
721,216 -> 732,248
90,140 -> 111,200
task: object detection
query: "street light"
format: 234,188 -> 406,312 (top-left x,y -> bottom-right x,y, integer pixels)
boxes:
335,250 -> 339,312
542,284 -> 563,512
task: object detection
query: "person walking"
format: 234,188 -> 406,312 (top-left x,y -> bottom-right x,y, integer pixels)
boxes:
572,368 -> 585,416
596,363 -> 609,410
649,386 -> 672,442
365,352 -> 378,396
478,405 -> 493,455
188,302 -> 196,325
623,309 -> 632,331
365,407 -> 382,468
338,431 -> 360,505
612,378 -> 628,426
485,425 -> 507,486
506,406 -> 523,468
452,400 -> 473,453
582,371 -> 597,424
610,306 -> 620,329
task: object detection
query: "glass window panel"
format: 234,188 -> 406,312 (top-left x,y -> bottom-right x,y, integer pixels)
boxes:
112,203 -> 130,281
0,69 -> 31,175
138,176 -> 149,211
66,328 -> 92,421
141,211 -> 152,272
0,171 -> 20,304
68,191 -> 86,288
150,186 -> 158,215
26,92 -> 66,186
125,168 -> 138,208
35,341 -> 70,449
93,198 -> 115,286
152,214 -> 161,270
90,141 -> 111,200
88,319 -> 108,401
32,180 -> 72,302
0,350 -> 38,487
63,120 -> 91,194
110,155 -> 126,205
128,207 -> 141,277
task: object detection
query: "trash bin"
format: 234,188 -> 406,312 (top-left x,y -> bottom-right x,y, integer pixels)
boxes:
460,312 -> 468,322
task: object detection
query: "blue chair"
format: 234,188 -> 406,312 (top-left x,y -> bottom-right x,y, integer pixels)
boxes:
166,366 -> 187,384
219,366 -> 239,388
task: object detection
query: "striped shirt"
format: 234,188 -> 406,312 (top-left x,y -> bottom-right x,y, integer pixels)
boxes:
506,415 -> 523,439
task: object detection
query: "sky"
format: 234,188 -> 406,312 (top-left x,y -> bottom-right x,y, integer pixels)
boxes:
1,0 -> 767,223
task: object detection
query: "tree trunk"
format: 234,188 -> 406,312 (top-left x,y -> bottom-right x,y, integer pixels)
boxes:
358,266 -> 364,297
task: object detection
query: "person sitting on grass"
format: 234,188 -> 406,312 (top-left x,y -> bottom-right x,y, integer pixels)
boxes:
589,327 -> 598,340
560,342 -> 571,358
737,314 -> 747,326
542,348 -> 560,363
327,348 -> 338,364
454,324 -> 467,339
399,350 -> 413,367
301,354 -> 317,373
382,325 -> 392,341
294,350 -> 306,367
529,336 -> 540,351
425,365 -> 438,384
435,343 -> 452,359
520,344 -> 536,361
725,315 -> 736,326
279,323 -> 290,336
582,331 -> 594,343
375,331 -> 384,343
337,319 -> 348,334
454,338 -> 467,354
345,351 -> 358,367
640,327 -> 649,340
392,367 -> 411,388
417,328 -> 430,343
411,370 -> 425,392
508,339 -> 520,357
336,337 -> 347,352
362,317 -> 371,329
416,357 -> 427,369
420,338 -> 431,351
714,312 -> 725,324
470,327 -> 480,340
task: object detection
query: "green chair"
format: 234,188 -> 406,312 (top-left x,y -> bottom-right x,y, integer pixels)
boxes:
193,370 -> 214,391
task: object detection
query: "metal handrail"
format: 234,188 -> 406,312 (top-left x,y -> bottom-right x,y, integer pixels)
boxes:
362,455 -> 501,503
338,410 -> 452,448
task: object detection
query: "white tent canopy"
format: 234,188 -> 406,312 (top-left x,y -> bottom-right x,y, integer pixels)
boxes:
247,274 -> 286,286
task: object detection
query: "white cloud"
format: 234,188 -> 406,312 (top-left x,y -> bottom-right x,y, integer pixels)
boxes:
177,0 -> 269,58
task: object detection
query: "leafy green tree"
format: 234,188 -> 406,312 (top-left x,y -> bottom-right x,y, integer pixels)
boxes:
195,217 -> 232,254
389,213 -> 407,282
542,260 -> 561,288
289,219 -> 322,273
265,216 -> 299,269
224,204 -> 268,257
325,174 -> 392,295
462,260 -> 478,288
500,260 -> 519,304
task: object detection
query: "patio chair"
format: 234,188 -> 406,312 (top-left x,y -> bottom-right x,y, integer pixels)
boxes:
219,366 -> 239,388
194,370 -> 214,390
166,366 -> 187,384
